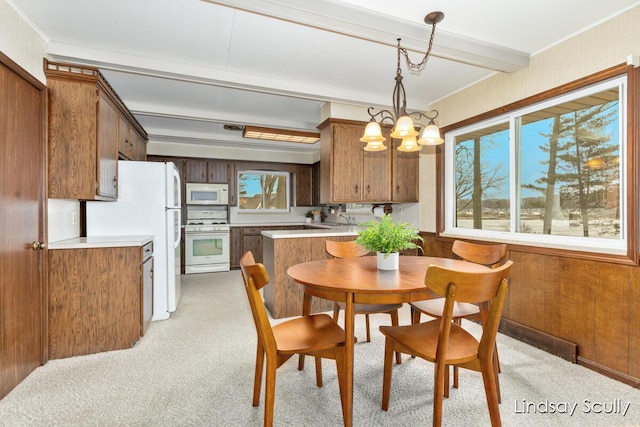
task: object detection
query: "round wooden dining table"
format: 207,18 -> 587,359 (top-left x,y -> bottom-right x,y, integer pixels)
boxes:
287,255 -> 487,427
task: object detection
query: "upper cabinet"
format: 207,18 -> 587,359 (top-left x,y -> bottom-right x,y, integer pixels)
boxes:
45,60 -> 148,200
319,118 -> 418,204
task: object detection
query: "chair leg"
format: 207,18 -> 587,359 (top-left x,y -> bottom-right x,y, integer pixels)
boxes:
315,357 -> 323,387
333,302 -> 340,322
410,306 -> 421,325
253,342 -> 265,407
493,348 -> 501,404
481,358 -> 502,427
443,365 -> 449,398
365,314 -> 371,342
264,358 -> 277,427
433,361 -> 446,427
381,337 -> 395,411
334,349 -> 347,422
390,310 -> 402,365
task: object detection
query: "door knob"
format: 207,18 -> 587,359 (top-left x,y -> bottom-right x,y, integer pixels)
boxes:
31,241 -> 46,250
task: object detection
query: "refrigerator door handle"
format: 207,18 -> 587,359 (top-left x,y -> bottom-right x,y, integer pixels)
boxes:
175,208 -> 182,249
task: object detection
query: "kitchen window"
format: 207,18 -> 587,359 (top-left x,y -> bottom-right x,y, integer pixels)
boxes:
237,170 -> 290,212
443,75 -> 628,254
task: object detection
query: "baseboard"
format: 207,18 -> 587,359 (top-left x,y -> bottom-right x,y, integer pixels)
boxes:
498,318 -> 577,363
577,357 -> 640,389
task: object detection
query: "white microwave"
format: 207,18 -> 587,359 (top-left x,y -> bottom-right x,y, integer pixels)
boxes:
185,183 -> 229,205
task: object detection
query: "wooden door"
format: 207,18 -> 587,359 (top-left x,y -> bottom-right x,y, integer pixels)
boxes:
207,160 -> 228,183
363,142 -> 391,202
391,137 -> 419,202
97,89 -> 119,199
185,159 -> 207,183
331,123 -> 363,202
0,53 -> 46,399
118,115 -> 131,159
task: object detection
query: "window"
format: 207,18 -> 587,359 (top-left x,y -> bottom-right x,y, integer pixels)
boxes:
237,170 -> 290,212
444,76 -> 626,254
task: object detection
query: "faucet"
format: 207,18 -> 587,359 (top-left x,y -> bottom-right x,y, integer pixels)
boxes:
339,214 -> 357,231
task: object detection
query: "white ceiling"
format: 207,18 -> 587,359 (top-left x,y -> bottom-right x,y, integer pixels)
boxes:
9,0 -> 640,154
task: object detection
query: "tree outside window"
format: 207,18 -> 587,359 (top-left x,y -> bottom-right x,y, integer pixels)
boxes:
447,76 -> 625,252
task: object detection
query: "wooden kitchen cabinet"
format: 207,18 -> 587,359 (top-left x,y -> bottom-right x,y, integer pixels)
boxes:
185,159 -> 229,183
48,242 -> 151,359
230,225 -> 306,269
45,60 -> 147,200
242,227 -> 265,264
230,227 -> 242,269
294,164 -> 314,206
391,137 -> 419,202
319,118 -> 391,203
119,117 -> 147,161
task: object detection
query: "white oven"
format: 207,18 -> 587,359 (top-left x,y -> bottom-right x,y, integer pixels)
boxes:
185,206 -> 230,273
185,183 -> 228,205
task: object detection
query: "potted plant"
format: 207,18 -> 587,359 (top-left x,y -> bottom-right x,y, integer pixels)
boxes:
355,214 -> 423,270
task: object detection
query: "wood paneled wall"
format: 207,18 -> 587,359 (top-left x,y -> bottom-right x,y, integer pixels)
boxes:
421,233 -> 640,387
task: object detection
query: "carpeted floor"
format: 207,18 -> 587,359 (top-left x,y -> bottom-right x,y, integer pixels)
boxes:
1,271 -> 639,426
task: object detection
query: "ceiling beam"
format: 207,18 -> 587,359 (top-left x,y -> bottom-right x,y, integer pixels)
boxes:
200,0 -> 530,73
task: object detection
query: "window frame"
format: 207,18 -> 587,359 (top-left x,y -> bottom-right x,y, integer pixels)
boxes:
436,63 -> 640,264
236,169 -> 291,213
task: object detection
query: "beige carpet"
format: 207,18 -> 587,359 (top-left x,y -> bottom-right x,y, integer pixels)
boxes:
1,271 -> 640,426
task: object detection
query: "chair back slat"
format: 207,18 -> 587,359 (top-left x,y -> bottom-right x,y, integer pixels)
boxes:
452,240 -> 507,268
325,240 -> 370,258
425,261 -> 512,304
240,251 -> 277,349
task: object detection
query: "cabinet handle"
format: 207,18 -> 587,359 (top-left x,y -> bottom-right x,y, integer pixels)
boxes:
367,185 -> 370,193
113,176 -> 118,188
355,184 -> 359,194
396,184 -> 400,193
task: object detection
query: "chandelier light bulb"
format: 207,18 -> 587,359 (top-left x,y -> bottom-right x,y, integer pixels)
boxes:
397,135 -> 421,152
417,122 -> 444,145
360,121 -> 386,144
390,116 -> 418,139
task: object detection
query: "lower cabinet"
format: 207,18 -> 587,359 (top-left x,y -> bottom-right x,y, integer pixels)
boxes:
230,225 -> 306,269
48,243 -> 151,359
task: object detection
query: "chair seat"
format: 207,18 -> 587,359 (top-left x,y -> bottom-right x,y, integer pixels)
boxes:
380,320 -> 479,364
273,313 -> 346,353
335,302 -> 403,314
411,298 -> 479,319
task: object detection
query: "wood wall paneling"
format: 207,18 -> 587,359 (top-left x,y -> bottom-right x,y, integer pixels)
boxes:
421,235 -> 640,386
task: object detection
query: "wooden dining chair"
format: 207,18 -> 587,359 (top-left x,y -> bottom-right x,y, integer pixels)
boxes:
380,260 -> 513,427
409,240 -> 507,394
240,251 -> 348,427
326,240 -> 403,364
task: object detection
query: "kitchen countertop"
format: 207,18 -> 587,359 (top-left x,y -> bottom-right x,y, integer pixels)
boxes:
48,235 -> 153,249
262,227 -> 358,239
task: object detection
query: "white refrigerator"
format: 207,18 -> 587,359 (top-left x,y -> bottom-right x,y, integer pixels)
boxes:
86,161 -> 182,321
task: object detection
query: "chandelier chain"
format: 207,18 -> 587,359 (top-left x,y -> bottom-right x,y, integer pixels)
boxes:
397,20 -> 439,73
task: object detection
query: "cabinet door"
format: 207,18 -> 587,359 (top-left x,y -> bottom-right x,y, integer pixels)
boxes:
118,116 -> 132,159
207,160 -> 228,183
131,130 -> 146,161
363,146 -> 391,202
141,255 -> 153,335
242,235 -> 263,264
295,164 -> 313,206
391,137 -> 419,202
185,159 -> 207,183
97,89 -> 119,199
230,227 -> 242,269
228,162 -> 237,206
47,79 -> 97,199
331,123 -> 363,202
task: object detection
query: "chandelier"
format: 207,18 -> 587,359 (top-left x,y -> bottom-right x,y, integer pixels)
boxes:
361,11 -> 445,152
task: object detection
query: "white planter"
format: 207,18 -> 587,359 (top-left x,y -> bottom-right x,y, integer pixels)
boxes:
377,252 -> 399,270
